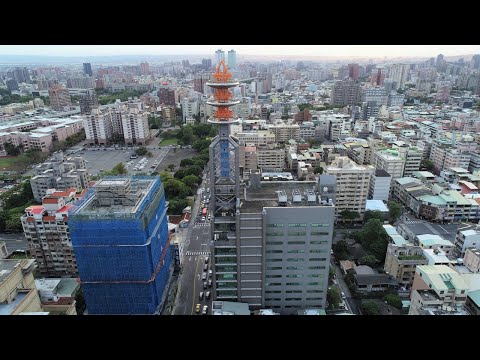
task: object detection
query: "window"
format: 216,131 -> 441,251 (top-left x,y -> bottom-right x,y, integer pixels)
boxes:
285,298 -> 302,301
266,275 -> 282,278
288,249 -> 305,253
266,232 -> 284,236
267,267 -> 282,270
266,250 -> 283,254
286,266 -> 304,270
286,290 -> 302,294
310,241 -> 328,244
286,274 -> 303,278
288,241 -> 306,245
311,232 -> 329,236
288,231 -> 306,236
286,282 -> 301,286
267,224 -> 284,227
306,290 -> 323,293
310,249 -> 327,253
265,290 -> 281,294
307,282 -> 321,285
306,297 -> 323,301
311,224 -> 329,227
289,223 -> 307,227
266,298 -> 282,301
266,241 -> 283,245
461,290 -> 465,294
265,282 -> 281,286
308,266 -> 326,270
309,258 -> 327,261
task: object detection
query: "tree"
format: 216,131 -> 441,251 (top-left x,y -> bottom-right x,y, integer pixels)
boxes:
329,267 -> 336,283
333,240 -> 350,260
359,255 -> 378,267
361,301 -> 380,315
358,219 -> 389,262
364,210 -> 385,223
384,294 -> 402,310
327,287 -> 342,309
109,162 -> 128,175
180,158 -> 194,167
340,209 -> 360,223
4,143 -> 20,156
313,166 -> 324,174
181,174 -> 200,189
135,147 -> 148,156
167,164 -> 175,171
387,201 -> 402,223
421,159 -> 435,172
163,179 -> 189,199
159,171 -> 173,183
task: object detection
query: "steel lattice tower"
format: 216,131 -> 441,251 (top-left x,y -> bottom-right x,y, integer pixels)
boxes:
207,59 -> 240,217
207,59 -> 241,301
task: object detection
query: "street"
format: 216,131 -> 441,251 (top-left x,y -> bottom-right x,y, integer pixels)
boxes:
173,168 -> 213,315
0,233 -> 29,252
331,258 -> 358,314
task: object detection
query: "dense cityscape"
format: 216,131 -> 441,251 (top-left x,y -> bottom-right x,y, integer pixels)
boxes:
1,45 -> 480,316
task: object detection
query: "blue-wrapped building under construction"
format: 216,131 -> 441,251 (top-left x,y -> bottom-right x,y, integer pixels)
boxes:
69,177 -> 171,314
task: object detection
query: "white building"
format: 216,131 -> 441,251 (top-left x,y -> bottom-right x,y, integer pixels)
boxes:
369,169 -> 392,201
373,149 -> 406,180
389,64 -> 410,90
455,227 -> 480,257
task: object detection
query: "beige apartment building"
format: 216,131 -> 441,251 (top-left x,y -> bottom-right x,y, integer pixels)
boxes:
0,259 -> 42,315
326,156 -> 374,219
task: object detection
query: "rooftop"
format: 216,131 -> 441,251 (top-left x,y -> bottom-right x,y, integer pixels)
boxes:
417,234 -> 453,247
0,259 -> 23,284
468,289 -> 480,307
0,291 -> 29,315
366,200 -> 389,212
212,301 -> 250,315
375,169 -> 391,177
417,265 -> 468,292
70,177 -> 159,218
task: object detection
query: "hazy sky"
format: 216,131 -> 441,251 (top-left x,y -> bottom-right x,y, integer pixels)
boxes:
0,45 -> 479,58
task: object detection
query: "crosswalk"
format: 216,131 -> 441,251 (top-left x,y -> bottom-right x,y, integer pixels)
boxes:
186,251 -> 211,256
194,223 -> 210,227
404,220 -> 424,225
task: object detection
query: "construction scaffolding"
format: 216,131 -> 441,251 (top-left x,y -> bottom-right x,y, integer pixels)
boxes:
69,176 -> 172,314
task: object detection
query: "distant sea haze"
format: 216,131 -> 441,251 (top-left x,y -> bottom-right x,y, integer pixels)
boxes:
0,53 -> 475,65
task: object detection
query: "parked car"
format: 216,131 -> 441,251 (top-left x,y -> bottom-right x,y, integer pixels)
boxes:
199,292 -> 204,300
202,272 -> 207,280
195,303 -> 201,314
205,291 -> 211,299
208,279 -> 212,287
202,305 -> 208,315
203,281 -> 208,289
208,269 -> 213,277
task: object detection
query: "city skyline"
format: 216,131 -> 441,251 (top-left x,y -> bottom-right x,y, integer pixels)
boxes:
0,45 -> 479,59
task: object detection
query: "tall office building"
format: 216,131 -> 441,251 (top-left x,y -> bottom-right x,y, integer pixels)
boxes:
83,63 -> 93,77
470,55 -> 480,70
79,89 -> 99,115
158,88 -> 176,106
208,61 -> 335,314
194,73 -> 211,94
228,49 -> 236,69
48,85 -> 72,110
348,63 -> 359,80
70,177 -> 172,314
6,79 -> 19,92
215,49 -> 225,66
389,64 -> 410,90
202,58 -> 212,70
331,79 -> 361,106
140,62 -> 150,75
14,67 -> 29,83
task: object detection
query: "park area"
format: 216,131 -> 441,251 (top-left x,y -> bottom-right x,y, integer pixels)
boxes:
159,138 -> 178,146
0,157 -> 17,170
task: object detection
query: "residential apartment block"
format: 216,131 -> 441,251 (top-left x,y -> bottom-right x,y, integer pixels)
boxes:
326,156 -> 374,218
21,188 -> 79,278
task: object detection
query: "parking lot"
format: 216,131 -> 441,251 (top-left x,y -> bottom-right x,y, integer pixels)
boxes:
156,148 -> 198,173
79,147 -> 170,176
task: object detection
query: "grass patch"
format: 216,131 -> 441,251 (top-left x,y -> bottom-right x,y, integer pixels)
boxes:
159,138 -> 178,146
0,157 -> 17,169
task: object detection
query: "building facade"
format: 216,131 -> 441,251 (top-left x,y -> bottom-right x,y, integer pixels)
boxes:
70,177 -> 172,314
